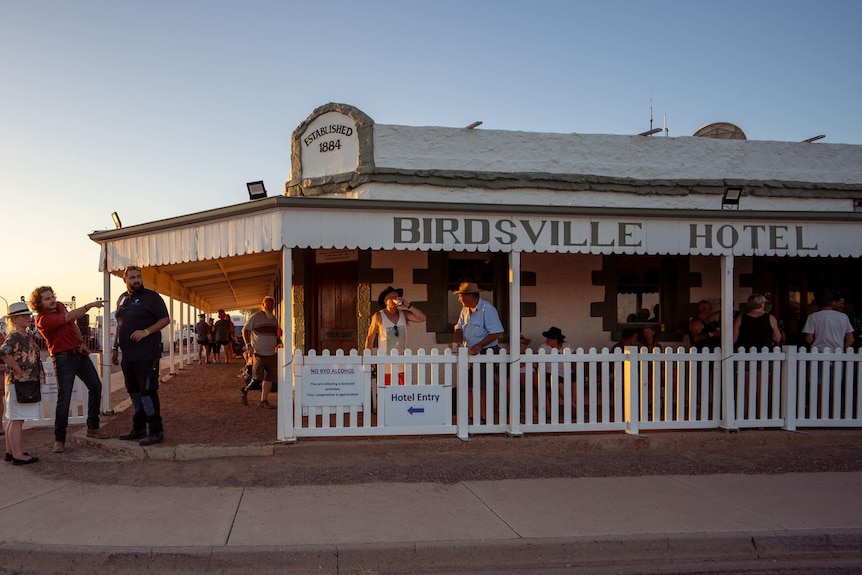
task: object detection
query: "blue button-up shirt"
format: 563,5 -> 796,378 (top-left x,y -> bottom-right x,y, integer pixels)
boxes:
455,298 -> 504,349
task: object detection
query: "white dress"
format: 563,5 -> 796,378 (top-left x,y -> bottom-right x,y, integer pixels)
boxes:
5,379 -> 42,421
378,310 -> 407,354
378,310 -> 407,382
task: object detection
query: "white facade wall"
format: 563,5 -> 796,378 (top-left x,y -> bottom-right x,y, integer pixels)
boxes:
522,253 -> 606,350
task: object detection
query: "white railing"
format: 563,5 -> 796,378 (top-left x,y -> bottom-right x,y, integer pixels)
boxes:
514,348 -> 627,434
280,345 -> 862,441
292,349 -> 461,438
786,346 -> 862,430
19,348 -> 859,440
728,346 -> 786,429
633,347 -> 722,431
22,356 -> 94,429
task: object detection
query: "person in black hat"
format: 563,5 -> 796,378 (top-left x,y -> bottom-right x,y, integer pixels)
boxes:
365,286 -> 426,385
539,326 -> 568,382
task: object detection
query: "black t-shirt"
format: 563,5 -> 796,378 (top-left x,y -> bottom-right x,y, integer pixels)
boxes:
116,288 -> 169,362
736,313 -> 774,350
214,318 -> 233,342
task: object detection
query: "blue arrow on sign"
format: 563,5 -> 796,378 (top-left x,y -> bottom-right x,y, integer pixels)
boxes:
407,406 -> 425,415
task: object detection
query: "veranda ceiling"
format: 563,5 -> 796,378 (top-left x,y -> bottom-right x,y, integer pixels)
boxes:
147,251 -> 282,313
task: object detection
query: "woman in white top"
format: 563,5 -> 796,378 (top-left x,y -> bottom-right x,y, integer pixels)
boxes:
365,286 -> 427,384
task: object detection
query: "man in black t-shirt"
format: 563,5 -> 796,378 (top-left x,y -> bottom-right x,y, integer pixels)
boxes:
111,266 -> 171,446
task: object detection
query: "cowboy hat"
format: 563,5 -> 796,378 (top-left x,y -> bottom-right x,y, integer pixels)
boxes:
452,282 -> 481,295
2,301 -> 32,321
541,326 -> 566,342
377,286 -> 403,309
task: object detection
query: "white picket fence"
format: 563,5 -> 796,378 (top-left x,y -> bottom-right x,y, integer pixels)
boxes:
17,356 -> 94,429
279,346 -> 862,441
14,349 -> 858,441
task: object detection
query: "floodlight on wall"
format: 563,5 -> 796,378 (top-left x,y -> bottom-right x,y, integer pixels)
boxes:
722,187 -> 743,209
246,180 -> 267,200
638,128 -> 663,136
111,211 -> 122,229
801,134 -> 826,143
465,121 -> 482,130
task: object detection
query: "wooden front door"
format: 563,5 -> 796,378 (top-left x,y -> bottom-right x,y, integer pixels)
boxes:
314,262 -> 358,353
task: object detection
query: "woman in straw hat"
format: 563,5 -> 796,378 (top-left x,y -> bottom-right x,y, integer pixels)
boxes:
0,302 -> 43,465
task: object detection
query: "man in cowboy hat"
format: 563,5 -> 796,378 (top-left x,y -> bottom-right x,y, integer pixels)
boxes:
452,282 -> 504,421
452,282 -> 504,355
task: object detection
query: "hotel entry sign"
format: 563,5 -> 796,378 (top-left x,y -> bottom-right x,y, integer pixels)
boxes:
300,111 -> 360,180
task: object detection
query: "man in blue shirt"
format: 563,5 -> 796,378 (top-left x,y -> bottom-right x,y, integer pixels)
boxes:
452,282 -> 504,422
453,282 -> 504,354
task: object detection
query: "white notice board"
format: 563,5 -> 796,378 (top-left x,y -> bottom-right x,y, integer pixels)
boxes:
382,385 -> 450,426
302,364 -> 364,407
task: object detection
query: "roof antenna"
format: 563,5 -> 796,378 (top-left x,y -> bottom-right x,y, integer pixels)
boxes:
637,93 -> 662,136
650,97 -> 654,133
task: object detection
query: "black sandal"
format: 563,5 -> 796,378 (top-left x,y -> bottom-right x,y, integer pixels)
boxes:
12,455 -> 39,466
5,452 -> 29,462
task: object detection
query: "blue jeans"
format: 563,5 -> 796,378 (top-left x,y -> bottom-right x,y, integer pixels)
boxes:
120,357 -> 163,436
53,352 -> 103,442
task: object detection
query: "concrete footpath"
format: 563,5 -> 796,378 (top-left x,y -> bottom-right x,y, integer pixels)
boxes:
2,360 -> 860,573
1,462 -> 861,575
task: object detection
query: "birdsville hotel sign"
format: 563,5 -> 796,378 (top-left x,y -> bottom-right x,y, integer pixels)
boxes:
391,217 -> 825,255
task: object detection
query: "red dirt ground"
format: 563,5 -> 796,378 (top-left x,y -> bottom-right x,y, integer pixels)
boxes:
17,361 -> 862,488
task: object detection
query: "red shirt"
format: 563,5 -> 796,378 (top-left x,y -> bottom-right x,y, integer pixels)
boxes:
36,302 -> 82,355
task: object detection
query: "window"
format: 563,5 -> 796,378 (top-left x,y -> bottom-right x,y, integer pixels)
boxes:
617,257 -> 661,324
426,252 -> 509,343
447,255 -> 497,324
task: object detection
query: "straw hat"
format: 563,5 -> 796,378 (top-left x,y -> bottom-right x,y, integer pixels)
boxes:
2,301 -> 32,321
452,282 -> 480,295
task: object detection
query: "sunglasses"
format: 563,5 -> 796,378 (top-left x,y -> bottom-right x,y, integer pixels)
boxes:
392,325 -> 400,337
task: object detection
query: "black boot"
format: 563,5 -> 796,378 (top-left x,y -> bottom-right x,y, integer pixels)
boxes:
139,415 -> 164,446
120,411 -> 147,440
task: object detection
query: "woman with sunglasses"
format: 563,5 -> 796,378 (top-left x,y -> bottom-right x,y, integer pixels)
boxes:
0,302 -> 42,465
365,286 -> 426,385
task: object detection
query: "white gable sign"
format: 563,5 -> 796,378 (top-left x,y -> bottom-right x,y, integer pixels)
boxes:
278,210 -> 860,257
300,111 -> 360,180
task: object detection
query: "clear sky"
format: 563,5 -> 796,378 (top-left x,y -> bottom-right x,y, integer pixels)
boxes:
1,0 -> 860,313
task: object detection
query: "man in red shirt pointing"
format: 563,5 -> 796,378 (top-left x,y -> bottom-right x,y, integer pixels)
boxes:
31,286 -> 109,454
